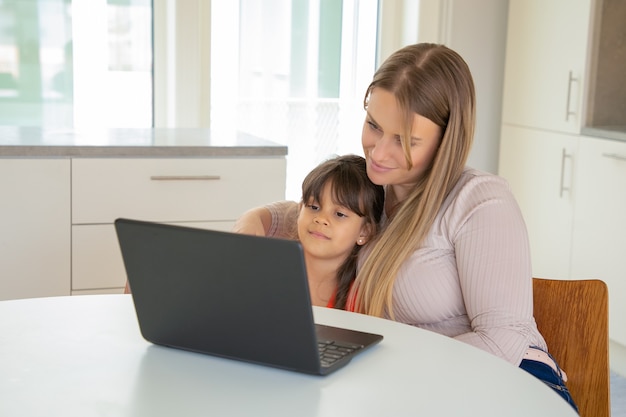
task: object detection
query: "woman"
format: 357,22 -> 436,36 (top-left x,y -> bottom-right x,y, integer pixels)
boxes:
233,43 -> 577,412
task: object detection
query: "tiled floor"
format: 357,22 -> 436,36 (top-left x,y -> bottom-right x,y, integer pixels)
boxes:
612,370 -> 626,417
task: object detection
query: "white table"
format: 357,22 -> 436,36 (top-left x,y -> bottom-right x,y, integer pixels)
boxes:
0,295 -> 577,416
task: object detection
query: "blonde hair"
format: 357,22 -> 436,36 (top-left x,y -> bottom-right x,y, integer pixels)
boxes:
353,43 -> 476,318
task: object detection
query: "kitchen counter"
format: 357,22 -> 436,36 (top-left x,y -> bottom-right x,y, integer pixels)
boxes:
582,126 -> 626,143
0,127 -> 288,157
1,127 -> 288,300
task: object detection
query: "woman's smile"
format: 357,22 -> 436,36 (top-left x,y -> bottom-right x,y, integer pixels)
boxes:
368,158 -> 393,173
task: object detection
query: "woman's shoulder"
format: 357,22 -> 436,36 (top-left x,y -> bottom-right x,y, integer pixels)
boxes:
438,167 -> 523,238
442,167 -> 519,218
459,166 -> 508,183
454,167 -> 512,195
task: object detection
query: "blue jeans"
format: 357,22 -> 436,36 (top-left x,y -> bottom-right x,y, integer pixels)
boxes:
519,350 -> 579,414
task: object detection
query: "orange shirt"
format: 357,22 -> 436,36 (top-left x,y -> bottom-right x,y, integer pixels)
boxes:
326,283 -> 357,311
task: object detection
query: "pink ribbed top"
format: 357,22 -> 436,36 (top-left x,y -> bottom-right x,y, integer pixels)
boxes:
267,168 -> 548,366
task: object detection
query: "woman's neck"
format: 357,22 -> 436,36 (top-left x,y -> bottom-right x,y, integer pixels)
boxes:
385,185 -> 405,218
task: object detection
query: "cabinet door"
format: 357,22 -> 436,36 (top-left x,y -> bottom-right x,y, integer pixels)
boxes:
0,159 -> 70,300
498,125 -> 578,279
571,137 -> 626,346
501,0 -> 591,133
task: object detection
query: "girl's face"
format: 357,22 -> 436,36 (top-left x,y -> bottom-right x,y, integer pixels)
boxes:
297,182 -> 370,263
361,88 -> 443,202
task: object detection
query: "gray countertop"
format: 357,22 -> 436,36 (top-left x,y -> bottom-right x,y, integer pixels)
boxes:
0,127 -> 288,157
581,126 -> 626,142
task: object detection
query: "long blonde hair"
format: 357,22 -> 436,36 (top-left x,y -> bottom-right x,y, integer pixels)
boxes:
353,43 -> 476,318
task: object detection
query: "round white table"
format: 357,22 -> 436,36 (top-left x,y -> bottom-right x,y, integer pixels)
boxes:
0,295 -> 577,416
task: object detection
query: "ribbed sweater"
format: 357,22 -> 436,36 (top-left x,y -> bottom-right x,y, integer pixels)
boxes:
267,168 -> 548,366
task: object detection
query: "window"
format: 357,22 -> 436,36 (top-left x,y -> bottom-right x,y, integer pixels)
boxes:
1,0 -> 379,199
210,0 -> 379,199
0,0 -> 152,133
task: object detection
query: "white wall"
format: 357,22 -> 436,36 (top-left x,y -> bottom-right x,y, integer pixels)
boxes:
378,0 -> 510,174
446,0 -> 509,174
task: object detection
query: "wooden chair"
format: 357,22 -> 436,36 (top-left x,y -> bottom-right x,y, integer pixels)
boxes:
532,277 -> 611,417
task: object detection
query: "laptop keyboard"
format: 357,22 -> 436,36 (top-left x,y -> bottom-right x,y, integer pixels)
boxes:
318,339 -> 363,368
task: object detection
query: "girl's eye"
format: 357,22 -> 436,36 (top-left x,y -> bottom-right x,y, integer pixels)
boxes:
335,211 -> 347,218
306,204 -> 319,211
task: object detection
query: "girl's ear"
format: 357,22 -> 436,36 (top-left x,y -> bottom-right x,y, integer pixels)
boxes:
356,223 -> 374,246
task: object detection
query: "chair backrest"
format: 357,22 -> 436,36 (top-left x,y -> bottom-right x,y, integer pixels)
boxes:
532,278 -> 611,417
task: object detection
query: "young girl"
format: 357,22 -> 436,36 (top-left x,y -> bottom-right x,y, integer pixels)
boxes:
287,154 -> 384,309
124,154 -> 383,308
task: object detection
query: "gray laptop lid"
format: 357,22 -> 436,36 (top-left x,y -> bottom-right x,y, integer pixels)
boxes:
115,218 -> 382,375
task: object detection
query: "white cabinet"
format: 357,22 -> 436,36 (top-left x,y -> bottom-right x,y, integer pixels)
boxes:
498,125 -> 578,279
0,159 -> 71,300
0,153 -> 286,299
499,0 -> 626,351
501,0 -> 592,133
71,157 -> 286,293
571,137 -> 626,345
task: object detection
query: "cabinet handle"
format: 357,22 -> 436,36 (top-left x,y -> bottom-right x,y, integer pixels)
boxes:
565,70 -> 578,122
602,153 -> 626,162
150,175 -> 221,181
559,148 -> 572,198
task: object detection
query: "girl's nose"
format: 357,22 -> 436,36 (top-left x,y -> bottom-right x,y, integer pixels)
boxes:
314,216 -> 329,226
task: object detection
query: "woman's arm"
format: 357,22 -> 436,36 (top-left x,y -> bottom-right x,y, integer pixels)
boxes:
232,201 -> 300,239
231,207 -> 274,236
451,174 -> 543,365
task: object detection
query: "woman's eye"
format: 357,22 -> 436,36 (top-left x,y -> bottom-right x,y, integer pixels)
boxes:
367,120 -> 380,131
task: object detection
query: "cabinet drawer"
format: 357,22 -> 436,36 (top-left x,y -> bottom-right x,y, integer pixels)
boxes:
72,221 -> 236,290
72,158 -> 286,224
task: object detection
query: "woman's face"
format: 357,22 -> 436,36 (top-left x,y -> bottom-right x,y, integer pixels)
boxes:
361,88 -> 442,201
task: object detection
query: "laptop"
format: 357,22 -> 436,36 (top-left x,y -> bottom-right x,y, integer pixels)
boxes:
114,218 -> 383,376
